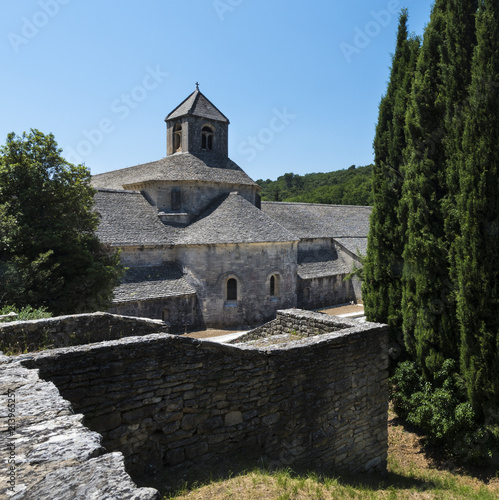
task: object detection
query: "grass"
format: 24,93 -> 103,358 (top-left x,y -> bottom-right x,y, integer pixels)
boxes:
155,410 -> 499,500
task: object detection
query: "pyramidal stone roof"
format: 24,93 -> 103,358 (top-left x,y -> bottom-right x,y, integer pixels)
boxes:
176,192 -> 299,245
91,152 -> 258,190
166,88 -> 230,123
94,189 -> 179,246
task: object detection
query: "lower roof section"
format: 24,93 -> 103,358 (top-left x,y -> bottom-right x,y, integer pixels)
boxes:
297,247 -> 351,279
334,238 -> 368,257
261,202 -> 371,240
112,264 -> 195,304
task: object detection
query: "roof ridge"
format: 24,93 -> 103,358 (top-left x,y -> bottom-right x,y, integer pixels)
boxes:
261,201 -> 372,209
165,90 -> 197,121
96,188 -> 140,194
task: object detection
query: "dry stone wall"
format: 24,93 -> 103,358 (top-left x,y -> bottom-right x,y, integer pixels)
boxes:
18,311 -> 389,483
0,313 -> 169,354
0,353 -> 159,499
234,308 -> 356,342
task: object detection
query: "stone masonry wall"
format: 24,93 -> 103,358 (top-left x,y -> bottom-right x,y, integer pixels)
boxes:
0,313 -> 169,354
298,273 -> 356,310
232,309 -> 357,343
109,295 -> 200,334
0,353 -> 158,499
179,241 -> 298,329
19,311 -> 389,482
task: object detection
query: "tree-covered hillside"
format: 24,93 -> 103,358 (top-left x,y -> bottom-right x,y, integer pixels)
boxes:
256,164 -> 373,206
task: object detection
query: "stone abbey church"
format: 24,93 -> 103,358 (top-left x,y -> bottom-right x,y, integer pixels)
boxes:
92,88 -> 370,332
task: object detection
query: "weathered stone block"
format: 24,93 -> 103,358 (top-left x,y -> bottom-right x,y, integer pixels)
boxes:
224,411 -> 243,426
181,413 -> 208,431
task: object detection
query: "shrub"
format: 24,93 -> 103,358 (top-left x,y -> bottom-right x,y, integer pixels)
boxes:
0,305 -> 52,322
391,359 -> 499,464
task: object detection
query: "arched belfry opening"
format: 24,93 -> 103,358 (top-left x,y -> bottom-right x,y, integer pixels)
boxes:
165,84 -> 230,156
173,123 -> 182,153
201,125 -> 215,151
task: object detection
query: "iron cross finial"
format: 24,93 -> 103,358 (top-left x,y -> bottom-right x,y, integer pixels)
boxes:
195,82 -> 199,90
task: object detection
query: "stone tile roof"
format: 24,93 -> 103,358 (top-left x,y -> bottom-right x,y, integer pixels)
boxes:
95,190 -> 298,247
91,153 -> 257,190
166,89 -> 230,123
112,265 -> 195,304
297,248 -> 351,279
94,189 -> 178,246
176,193 -> 300,245
334,237 -> 368,257
261,202 -> 371,239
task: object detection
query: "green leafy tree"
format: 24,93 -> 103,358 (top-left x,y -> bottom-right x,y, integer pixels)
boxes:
363,10 -> 420,341
0,129 -> 123,314
455,0 -> 499,420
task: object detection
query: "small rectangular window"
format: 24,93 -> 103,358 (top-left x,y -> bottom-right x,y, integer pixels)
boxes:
171,189 -> 181,211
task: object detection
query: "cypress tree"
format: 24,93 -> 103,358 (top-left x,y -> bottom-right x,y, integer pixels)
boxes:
363,10 -> 420,340
456,0 -> 499,418
443,0 -> 479,286
400,0 -> 477,376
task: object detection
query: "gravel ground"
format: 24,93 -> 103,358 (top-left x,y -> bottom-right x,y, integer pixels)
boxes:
318,304 -> 364,315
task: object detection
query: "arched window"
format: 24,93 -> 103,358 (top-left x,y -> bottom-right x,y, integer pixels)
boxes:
270,274 -> 280,297
201,125 -> 215,151
226,278 -> 237,301
173,123 -> 182,152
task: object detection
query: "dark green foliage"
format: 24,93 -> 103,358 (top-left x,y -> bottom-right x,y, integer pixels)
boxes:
454,0 -> 499,421
0,129 -> 123,315
392,360 -> 499,464
400,0 -> 477,376
363,10 -> 420,341
366,1 -> 499,463
256,165 -> 373,206
400,1 -> 450,375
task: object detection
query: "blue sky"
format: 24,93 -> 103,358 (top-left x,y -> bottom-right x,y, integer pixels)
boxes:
1,0 -> 434,181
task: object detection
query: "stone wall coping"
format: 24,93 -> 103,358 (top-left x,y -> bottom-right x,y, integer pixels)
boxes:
15,319 -> 388,366
0,312 -> 170,354
227,308 -> 387,349
0,312 -> 166,331
276,308 -> 360,327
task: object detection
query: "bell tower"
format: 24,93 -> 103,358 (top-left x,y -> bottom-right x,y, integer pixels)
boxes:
165,84 -> 230,157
